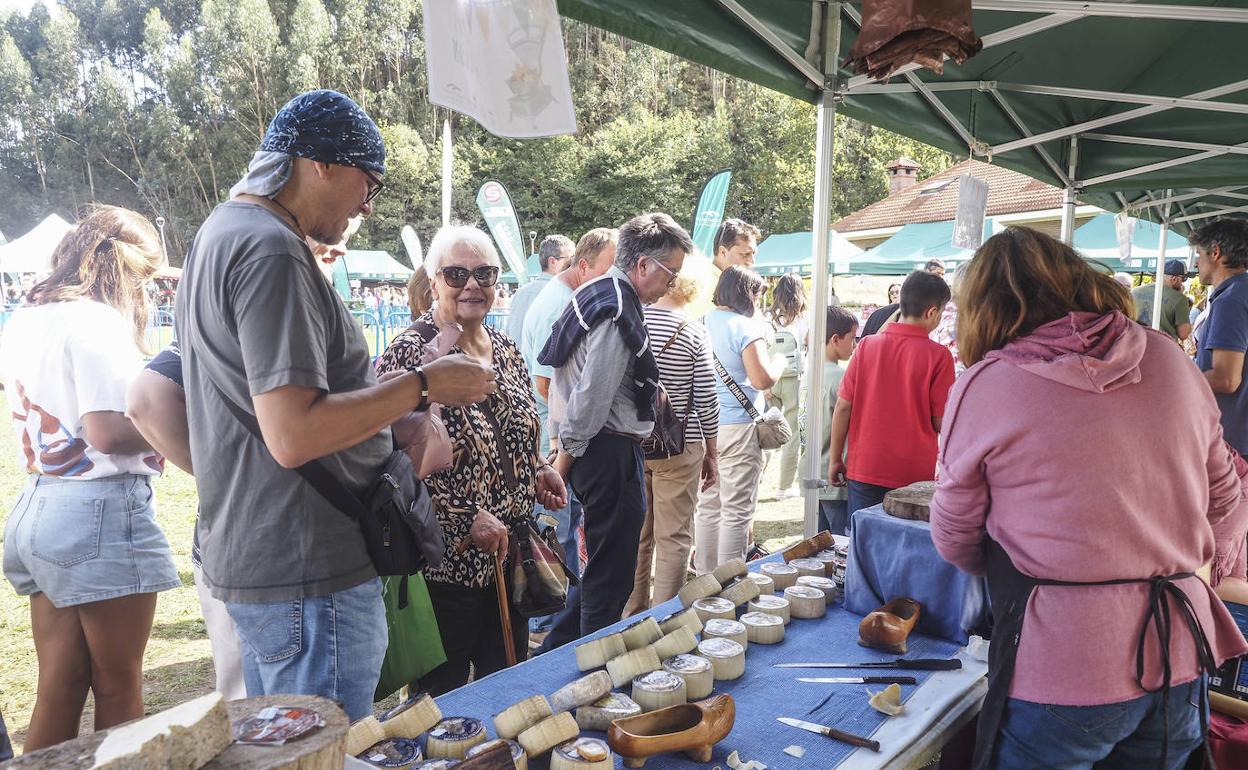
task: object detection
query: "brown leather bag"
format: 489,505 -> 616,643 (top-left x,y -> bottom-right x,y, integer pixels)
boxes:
644,321 -> 695,461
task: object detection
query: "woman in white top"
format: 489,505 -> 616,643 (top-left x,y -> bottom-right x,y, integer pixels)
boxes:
626,275 -> 721,614
1,206 -> 179,750
766,273 -> 808,497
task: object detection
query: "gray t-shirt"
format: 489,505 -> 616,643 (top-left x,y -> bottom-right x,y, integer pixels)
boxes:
176,201 -> 390,603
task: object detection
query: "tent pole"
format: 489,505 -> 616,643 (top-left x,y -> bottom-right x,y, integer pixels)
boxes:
1059,136 -> 1079,243
803,2 -> 841,538
1151,195 -> 1172,331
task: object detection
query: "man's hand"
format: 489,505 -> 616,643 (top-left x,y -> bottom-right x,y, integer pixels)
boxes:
536,465 -> 567,510
828,458 -> 848,487
470,510 -> 509,555
553,450 -> 575,482
700,452 -> 719,492
423,354 -> 496,407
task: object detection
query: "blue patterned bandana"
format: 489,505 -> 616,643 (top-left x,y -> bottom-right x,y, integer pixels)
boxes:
260,90 -> 386,175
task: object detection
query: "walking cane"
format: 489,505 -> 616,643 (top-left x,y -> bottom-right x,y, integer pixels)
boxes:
495,550 -> 518,667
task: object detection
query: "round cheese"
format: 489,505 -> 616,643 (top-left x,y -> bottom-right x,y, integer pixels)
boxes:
696,637 -> 746,681
748,594 -> 791,624
493,695 -> 553,741
425,717 -> 487,760
466,738 -> 527,770
630,669 -> 688,712
746,572 -> 775,594
574,633 -> 627,672
378,692 -> 442,739
711,557 -> 747,585
574,692 -> 641,732
718,576 -> 762,607
784,585 -> 827,619
741,611 -> 785,644
358,737 -> 423,767
606,646 -> 661,688
662,653 -> 714,700
760,562 -> 799,590
702,618 -> 748,649
658,607 -> 704,636
789,557 -> 826,578
677,573 -> 722,608
550,737 -> 613,770
621,616 -> 663,651
691,596 -> 736,624
346,716 -> 388,757
650,626 -> 698,660
796,575 -> 838,603
517,712 -> 579,758
410,760 -> 461,770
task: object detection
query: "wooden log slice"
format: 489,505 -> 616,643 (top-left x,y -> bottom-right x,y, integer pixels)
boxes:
882,481 -> 936,521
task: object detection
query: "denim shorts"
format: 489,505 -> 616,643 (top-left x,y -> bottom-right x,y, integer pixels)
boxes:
3,474 -> 181,608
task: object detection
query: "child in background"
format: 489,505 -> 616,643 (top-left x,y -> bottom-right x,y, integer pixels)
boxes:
828,271 -> 955,518
805,305 -> 858,534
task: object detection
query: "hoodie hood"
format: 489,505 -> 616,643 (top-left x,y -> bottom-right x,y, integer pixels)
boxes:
984,310 -> 1145,393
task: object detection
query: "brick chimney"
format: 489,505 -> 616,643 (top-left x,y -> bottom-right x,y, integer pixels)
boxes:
886,157 -> 921,195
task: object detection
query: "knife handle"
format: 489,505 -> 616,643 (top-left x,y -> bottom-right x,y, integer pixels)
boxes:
897,658 -> 963,670
862,675 -> 917,684
825,727 -> 881,752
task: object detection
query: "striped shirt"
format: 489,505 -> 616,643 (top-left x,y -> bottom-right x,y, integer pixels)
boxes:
644,307 -> 720,443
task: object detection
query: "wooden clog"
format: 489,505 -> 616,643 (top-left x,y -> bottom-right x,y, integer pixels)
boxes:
606,694 -> 735,769
858,598 -> 921,654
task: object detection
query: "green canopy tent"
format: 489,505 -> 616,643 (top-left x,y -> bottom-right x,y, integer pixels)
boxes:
554,0 -> 1248,534
500,253 -> 542,285
330,250 -> 414,300
853,219 -> 994,275
752,230 -> 863,276
1072,212 -> 1194,274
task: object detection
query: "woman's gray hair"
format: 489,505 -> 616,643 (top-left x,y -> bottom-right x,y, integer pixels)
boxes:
424,225 -> 502,277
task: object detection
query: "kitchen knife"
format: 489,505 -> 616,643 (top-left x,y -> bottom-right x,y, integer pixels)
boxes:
796,675 -> 917,684
775,657 -> 961,670
777,717 -> 880,752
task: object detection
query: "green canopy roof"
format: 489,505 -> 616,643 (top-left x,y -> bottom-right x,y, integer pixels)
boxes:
753,230 -> 863,276
337,250 -> 413,282
500,253 -> 542,284
1072,212 -> 1194,273
557,0 -> 1248,229
852,220 -> 990,275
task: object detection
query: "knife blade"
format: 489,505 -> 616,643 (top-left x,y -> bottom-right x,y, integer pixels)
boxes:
797,675 -> 917,684
777,717 -> 881,752
775,657 -> 962,670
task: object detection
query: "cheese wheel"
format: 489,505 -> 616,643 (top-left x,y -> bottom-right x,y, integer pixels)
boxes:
346,715 -> 388,757
620,616 -> 663,651
606,645 -> 662,688
702,618 -> 748,649
691,596 -> 736,624
517,712 -> 580,758
784,585 -> 827,619
574,692 -> 642,732
467,738 -> 528,770
741,611 -> 786,644
658,607 -> 704,636
662,653 -> 715,700
760,562 -> 799,590
746,572 -> 775,594
748,594 -> 792,624
409,761 -> 460,770
789,557 -> 826,578
358,737 -> 423,767
494,695 -> 554,740
574,633 -> 627,672
796,575 -> 838,603
630,669 -> 688,712
814,549 -> 840,577
718,576 -> 762,607
696,637 -> 746,681
550,737 -> 613,770
650,626 -> 698,660
550,671 -> 613,714
677,573 -> 722,608
711,557 -> 747,585
379,692 -> 442,739
425,717 -> 487,760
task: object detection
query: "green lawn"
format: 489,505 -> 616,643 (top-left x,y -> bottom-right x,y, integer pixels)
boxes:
0,425 -> 808,754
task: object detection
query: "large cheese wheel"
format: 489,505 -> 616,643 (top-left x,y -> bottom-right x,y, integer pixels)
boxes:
702,618 -> 748,649
760,562 -> 799,590
550,671 -> 613,714
741,611 -> 785,644
748,594 -> 792,624
691,596 -> 736,624
425,717 -> 488,760
784,585 -> 827,619
630,670 -> 688,712
696,638 -> 746,681
574,693 -> 642,732
662,653 -> 715,700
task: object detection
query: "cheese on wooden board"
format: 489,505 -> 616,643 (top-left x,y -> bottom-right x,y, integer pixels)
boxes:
90,692 -> 230,770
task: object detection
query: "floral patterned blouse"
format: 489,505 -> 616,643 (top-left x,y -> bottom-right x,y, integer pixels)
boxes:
375,313 -> 540,589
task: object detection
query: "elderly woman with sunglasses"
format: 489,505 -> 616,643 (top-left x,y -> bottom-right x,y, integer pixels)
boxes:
376,225 -> 566,694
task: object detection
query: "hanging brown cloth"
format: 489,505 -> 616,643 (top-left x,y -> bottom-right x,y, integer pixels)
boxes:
845,0 -> 982,81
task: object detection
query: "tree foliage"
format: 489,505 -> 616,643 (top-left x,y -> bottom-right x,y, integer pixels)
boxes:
0,0 -> 955,260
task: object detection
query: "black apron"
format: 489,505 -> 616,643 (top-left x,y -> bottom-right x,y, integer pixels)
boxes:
973,539 -> 1219,770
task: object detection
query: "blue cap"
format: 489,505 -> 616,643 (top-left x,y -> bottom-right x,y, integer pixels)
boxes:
1164,259 -> 1189,277
260,90 -> 385,175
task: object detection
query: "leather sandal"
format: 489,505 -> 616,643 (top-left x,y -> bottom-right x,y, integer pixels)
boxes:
858,597 -> 921,654
607,694 -> 735,768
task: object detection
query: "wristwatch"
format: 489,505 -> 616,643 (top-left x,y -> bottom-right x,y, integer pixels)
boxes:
413,367 -> 431,412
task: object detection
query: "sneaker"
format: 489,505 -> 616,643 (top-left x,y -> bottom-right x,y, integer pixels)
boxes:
777,487 -> 797,499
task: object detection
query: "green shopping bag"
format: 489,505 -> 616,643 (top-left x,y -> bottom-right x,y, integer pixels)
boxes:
375,573 -> 447,701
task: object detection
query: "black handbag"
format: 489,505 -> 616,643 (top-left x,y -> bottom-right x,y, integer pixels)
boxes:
508,517 -> 579,618
207,376 -> 444,581
643,321 -> 696,461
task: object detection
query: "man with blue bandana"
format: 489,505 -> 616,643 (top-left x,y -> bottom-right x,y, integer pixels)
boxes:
176,90 -> 495,717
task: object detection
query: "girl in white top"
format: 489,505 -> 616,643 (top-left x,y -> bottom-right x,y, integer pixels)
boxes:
0,206 -> 179,751
766,273 -> 808,497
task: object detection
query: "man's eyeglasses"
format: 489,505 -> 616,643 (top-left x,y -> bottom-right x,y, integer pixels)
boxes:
439,265 -> 500,288
362,168 -> 384,205
647,256 -> 678,288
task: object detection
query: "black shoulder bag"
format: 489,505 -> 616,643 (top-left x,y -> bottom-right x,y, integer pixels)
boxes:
643,321 -> 696,460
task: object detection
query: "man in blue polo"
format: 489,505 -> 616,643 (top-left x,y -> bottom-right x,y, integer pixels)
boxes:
1193,218 -> 1248,453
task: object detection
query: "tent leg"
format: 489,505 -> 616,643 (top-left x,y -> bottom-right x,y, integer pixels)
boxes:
1151,205 -> 1171,331
1060,186 -> 1077,243
802,5 -> 840,538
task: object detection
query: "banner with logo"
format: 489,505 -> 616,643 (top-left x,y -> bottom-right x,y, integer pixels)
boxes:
690,169 -> 732,259
951,175 -> 989,250
476,181 -> 528,281
424,0 -> 577,139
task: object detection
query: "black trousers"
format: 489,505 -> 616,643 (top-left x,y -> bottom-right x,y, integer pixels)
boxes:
538,433 -> 646,653
420,578 -> 528,696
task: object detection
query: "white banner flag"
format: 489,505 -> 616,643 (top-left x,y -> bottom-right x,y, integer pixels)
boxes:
424,0 -> 578,139
951,175 -> 989,250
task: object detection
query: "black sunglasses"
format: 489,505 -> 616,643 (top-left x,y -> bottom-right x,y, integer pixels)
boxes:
439,265 -> 500,288
362,168 -> 384,205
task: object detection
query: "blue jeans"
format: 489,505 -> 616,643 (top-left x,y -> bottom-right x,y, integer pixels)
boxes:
993,677 -> 1206,770
818,499 -> 849,536
847,479 -> 892,522
529,490 -> 584,633
226,577 -> 387,720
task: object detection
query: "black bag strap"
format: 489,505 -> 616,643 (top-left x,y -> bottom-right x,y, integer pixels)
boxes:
204,373 -> 370,523
656,320 -> 690,358
655,321 -> 698,425
713,355 -> 762,421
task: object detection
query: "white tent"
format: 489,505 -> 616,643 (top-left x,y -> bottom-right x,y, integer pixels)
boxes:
0,214 -> 73,274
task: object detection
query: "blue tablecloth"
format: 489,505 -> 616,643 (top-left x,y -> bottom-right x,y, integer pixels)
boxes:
436,554 -> 962,769
843,506 -> 990,644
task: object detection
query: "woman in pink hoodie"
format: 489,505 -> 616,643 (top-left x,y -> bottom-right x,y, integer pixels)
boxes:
930,227 -> 1247,770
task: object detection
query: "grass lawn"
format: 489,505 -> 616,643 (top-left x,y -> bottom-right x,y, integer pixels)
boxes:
0,426 -> 809,754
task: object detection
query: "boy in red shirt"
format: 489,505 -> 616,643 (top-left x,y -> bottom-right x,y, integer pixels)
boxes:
828,270 -> 954,518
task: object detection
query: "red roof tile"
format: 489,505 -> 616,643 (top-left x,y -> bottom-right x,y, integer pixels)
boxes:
832,159 -> 1067,234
